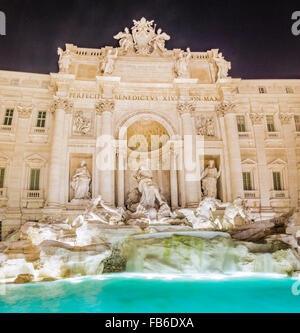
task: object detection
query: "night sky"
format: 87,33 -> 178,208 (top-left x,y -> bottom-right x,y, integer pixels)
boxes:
0,0 -> 299,79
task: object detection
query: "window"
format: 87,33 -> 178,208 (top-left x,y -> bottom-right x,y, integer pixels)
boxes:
29,169 -> 40,191
286,87 -> 294,94
0,221 -> 2,241
266,115 -> 275,132
0,168 -> 5,188
236,115 -> 246,132
36,111 -> 47,128
259,87 -> 266,94
273,172 -> 282,191
243,172 -> 252,191
3,109 -> 14,126
295,115 -> 300,132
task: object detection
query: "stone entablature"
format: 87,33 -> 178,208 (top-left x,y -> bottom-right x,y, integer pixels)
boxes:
0,17 -> 299,238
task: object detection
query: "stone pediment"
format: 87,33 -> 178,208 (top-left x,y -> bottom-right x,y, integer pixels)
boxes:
268,158 -> 287,168
241,158 -> 257,165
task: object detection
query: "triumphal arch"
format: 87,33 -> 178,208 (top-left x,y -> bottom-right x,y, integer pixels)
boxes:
0,17 -> 299,238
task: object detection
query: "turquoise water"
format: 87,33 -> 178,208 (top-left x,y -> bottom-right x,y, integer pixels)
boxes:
0,273 -> 300,313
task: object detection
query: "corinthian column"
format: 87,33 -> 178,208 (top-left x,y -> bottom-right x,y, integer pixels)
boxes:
250,111 -> 270,209
47,98 -> 73,207
279,109 -> 298,208
216,102 -> 244,200
96,99 -> 115,206
178,101 -> 199,207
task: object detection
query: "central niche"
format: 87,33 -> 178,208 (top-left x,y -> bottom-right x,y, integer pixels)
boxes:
127,120 -> 170,152
124,120 -> 171,205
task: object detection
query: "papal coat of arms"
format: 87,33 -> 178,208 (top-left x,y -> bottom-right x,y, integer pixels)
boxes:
114,17 -> 170,56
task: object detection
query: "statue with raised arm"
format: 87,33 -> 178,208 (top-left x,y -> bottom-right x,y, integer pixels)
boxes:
114,27 -> 134,54
221,197 -> 252,229
57,47 -> 72,73
201,160 -> 221,198
175,48 -> 192,78
213,52 -> 231,81
71,160 -> 91,200
101,49 -> 118,75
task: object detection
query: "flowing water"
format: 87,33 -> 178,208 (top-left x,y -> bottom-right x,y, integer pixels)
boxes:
1,273 -> 300,313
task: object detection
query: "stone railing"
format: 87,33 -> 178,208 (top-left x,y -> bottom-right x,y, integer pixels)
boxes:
270,190 -> 288,199
266,132 -> 280,139
190,52 -> 209,60
238,132 -> 251,139
32,127 -> 48,135
24,190 -> 43,199
0,125 -> 13,132
244,190 -> 259,199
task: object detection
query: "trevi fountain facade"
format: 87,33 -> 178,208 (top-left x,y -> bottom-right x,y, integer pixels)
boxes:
0,18 -> 300,284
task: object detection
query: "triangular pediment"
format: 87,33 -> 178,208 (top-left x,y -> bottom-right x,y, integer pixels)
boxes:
25,153 -> 47,166
241,158 -> 257,165
268,158 -> 287,167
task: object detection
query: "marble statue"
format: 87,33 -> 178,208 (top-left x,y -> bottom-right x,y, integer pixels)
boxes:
178,197 -> 222,230
220,197 -> 252,229
114,28 -> 134,54
175,48 -> 192,78
201,160 -> 221,198
73,111 -> 91,135
101,49 -> 118,75
71,160 -> 91,200
57,47 -> 72,73
213,52 -> 231,81
130,168 -> 173,221
151,28 -> 170,54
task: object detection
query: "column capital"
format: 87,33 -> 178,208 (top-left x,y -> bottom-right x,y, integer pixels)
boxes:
17,104 -> 33,119
215,102 -> 235,117
249,112 -> 265,125
177,101 -> 195,116
279,112 -> 294,125
95,99 -> 115,116
51,97 -> 73,114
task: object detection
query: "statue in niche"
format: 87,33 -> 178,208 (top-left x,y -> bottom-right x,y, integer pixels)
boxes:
175,48 -> 192,78
201,160 -> 221,198
101,49 -> 118,75
73,111 -> 91,135
114,27 -> 134,53
151,28 -> 170,54
213,51 -> 231,81
130,167 -> 173,221
71,160 -> 91,200
57,47 -> 72,73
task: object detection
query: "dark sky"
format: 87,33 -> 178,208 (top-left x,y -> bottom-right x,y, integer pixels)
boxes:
0,0 -> 299,79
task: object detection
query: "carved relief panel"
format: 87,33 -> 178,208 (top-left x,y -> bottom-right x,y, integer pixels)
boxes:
72,110 -> 93,136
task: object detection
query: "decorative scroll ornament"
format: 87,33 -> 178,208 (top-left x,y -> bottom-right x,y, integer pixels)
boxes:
95,99 -> 115,115
196,116 -> 215,137
17,105 -> 33,119
249,112 -> 264,125
177,101 -> 195,115
279,112 -> 294,124
73,111 -> 92,135
114,17 -> 170,56
215,102 -> 235,117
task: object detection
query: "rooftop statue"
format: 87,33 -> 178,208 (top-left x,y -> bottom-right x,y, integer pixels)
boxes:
175,48 -> 192,78
114,17 -> 171,56
57,47 -> 72,73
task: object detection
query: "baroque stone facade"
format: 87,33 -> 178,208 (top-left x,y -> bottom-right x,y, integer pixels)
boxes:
0,17 -> 300,238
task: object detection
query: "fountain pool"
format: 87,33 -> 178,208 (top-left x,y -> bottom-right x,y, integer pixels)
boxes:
0,273 -> 300,313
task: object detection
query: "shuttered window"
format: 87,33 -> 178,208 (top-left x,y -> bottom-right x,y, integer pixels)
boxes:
3,109 -> 14,126
273,172 -> 282,191
236,116 -> 246,132
0,168 -> 5,188
30,169 -> 40,191
243,172 -> 252,191
36,111 -> 47,128
266,115 -> 275,132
